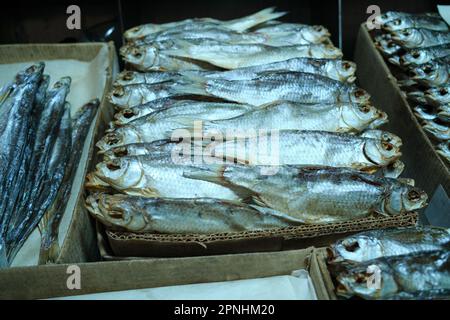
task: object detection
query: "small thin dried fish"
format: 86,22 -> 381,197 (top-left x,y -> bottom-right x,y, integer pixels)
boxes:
422,120 -> 450,141
391,28 -> 450,49
383,16 -> 448,32
86,194 -> 303,234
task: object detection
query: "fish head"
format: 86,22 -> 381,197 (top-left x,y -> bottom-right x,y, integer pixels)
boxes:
87,194 -> 147,232
341,103 -> 380,131
302,25 -> 331,43
376,39 -> 402,57
423,120 -> 450,140
312,44 -> 342,59
121,45 -> 157,69
102,145 -> 131,161
329,60 -> 356,82
392,28 -> 423,48
94,157 -> 144,190
329,235 -> 383,263
361,130 -> 402,148
401,49 -> 430,66
375,11 -> 397,25
349,87 -> 371,104
411,62 -> 445,84
383,18 -> 409,32
114,108 -> 140,126
363,139 -> 401,167
334,262 -> 398,299
438,141 -> 450,154
124,24 -> 158,41
426,87 -> 450,106
96,127 -> 140,152
367,110 -> 389,129
385,183 -> 428,214
115,71 -> 141,86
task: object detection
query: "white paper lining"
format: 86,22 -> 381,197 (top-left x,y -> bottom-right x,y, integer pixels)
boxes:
52,269 -> 318,300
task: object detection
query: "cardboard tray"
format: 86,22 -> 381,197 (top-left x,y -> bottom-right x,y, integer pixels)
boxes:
354,24 -> 450,199
0,247 -> 332,300
0,42 -> 118,265
314,248 -> 338,300
99,213 -> 418,259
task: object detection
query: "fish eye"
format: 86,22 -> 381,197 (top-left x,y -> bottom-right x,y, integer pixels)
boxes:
343,62 -> 351,70
394,19 -> 401,25
109,210 -> 124,219
131,26 -> 141,33
122,72 -> 134,81
354,89 -> 366,97
412,51 -> 420,58
408,190 -> 421,201
113,87 -> 124,97
122,109 -> 136,118
358,105 -> 371,113
133,49 -> 142,58
439,88 -> 448,96
381,14 -> 387,19
112,147 -> 128,157
106,162 -> 121,171
382,142 -> 394,151
387,42 -> 395,48
106,133 -> 120,145
355,274 -> 366,283
422,65 -> 433,74
314,25 -> 323,32
343,240 -> 360,252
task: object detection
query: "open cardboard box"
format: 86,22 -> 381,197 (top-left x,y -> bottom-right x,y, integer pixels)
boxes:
354,24 -> 450,203
0,42 -> 118,266
0,247 -> 333,300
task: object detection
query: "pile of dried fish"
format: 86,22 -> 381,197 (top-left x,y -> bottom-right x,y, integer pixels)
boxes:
373,11 -> 450,164
86,8 -> 427,236
0,63 -> 99,267
327,226 -> 450,299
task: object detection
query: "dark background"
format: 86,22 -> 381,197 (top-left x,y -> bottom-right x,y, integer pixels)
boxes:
0,0 -> 447,58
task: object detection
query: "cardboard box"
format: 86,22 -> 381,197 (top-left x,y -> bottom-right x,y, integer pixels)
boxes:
314,248 -> 338,300
0,247 -> 332,300
354,24 -> 450,200
0,42 -> 118,266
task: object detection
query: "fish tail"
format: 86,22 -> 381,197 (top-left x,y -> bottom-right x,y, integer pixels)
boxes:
226,7 -> 288,32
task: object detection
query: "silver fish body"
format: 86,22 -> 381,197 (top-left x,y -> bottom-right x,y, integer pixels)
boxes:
199,101 -> 387,134
392,28 -> 450,49
86,194 -> 303,234
101,140 -> 178,161
425,86 -> 450,106
414,105 -> 437,121
163,40 -> 343,69
333,250 -> 450,300
114,100 -> 253,126
208,130 -> 402,170
437,141 -> 450,163
114,70 -> 182,86
375,11 -> 441,25
400,44 -> 450,66
124,8 -> 286,41
175,71 -> 370,106
86,155 -> 239,200
383,16 -> 448,32
184,165 -> 427,223
329,226 -> 450,263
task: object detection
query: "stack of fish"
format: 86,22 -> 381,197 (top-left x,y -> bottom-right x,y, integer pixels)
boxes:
327,226 -> 450,299
374,11 -> 450,164
0,63 -> 99,267
86,9 -> 427,236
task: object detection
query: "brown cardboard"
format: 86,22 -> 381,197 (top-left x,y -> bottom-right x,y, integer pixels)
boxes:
0,43 -> 117,265
314,248 -> 338,300
0,247 -> 331,300
354,24 -> 450,198
101,212 -> 417,258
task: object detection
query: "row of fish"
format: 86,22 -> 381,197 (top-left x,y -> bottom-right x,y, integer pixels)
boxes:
0,63 -> 99,268
374,11 -> 450,164
86,9 -> 427,236
327,226 -> 450,299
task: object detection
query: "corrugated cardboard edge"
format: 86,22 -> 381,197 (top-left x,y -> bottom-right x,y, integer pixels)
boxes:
314,248 -> 338,300
0,247 -> 330,300
55,42 -> 118,264
100,212 -> 417,258
354,24 -> 450,197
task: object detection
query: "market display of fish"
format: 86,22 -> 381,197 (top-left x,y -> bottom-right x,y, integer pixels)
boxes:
328,226 -> 450,263
86,9 -> 428,283
0,64 -> 99,267
330,250 -> 450,300
373,10 -> 450,166
86,194 -> 304,234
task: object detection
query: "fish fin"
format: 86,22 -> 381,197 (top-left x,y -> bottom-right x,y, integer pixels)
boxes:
226,7 -> 287,32
130,187 -> 160,198
250,205 -> 305,224
38,239 -> 61,265
170,76 -> 208,97
251,195 -> 270,207
182,164 -> 226,184
37,209 -> 50,236
164,39 -> 197,59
